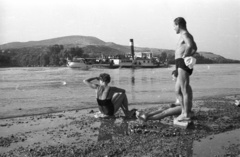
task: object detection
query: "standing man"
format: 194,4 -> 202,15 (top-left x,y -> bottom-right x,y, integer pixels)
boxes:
173,17 -> 197,121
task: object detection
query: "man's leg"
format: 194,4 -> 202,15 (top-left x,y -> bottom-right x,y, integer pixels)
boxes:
145,109 -> 165,118
136,109 -> 165,121
146,106 -> 182,121
175,69 -> 184,115
178,68 -> 192,119
188,85 -> 193,113
111,93 -> 134,117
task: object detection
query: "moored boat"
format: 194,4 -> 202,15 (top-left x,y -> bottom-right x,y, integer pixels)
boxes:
67,58 -> 92,69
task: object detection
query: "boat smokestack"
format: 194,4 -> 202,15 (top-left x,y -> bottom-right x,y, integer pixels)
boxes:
130,39 -> 134,61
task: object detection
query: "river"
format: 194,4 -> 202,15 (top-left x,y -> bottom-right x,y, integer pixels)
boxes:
0,64 -> 239,117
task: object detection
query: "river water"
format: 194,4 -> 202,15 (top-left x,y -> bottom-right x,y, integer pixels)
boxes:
0,64 -> 239,117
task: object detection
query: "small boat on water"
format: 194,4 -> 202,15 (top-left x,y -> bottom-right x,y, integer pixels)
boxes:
67,58 -> 92,69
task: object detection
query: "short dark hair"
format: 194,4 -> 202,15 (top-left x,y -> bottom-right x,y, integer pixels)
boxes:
174,17 -> 186,29
99,73 -> 111,83
172,70 -> 178,78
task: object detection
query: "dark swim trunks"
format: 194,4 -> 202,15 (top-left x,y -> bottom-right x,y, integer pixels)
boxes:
97,98 -> 114,116
175,58 -> 193,75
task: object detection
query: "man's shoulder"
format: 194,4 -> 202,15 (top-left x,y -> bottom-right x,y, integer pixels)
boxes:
182,32 -> 192,38
110,86 -> 124,91
110,86 -> 118,90
182,32 -> 195,43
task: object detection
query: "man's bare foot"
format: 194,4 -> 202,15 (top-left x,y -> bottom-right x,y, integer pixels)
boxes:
169,103 -> 181,108
126,109 -> 137,118
136,111 -> 147,122
94,112 -> 110,118
176,113 -> 189,121
176,112 -> 194,122
235,100 -> 240,106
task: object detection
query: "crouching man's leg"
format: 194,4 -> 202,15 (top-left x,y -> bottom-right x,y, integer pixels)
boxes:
111,93 -> 135,118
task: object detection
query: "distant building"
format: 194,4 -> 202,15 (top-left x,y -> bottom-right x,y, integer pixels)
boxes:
135,52 -> 153,59
125,52 -> 153,59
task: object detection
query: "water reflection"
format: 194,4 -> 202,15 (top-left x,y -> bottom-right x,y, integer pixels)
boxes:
192,128 -> 240,156
131,76 -> 135,85
97,118 -> 129,142
130,69 -> 136,101
165,137 -> 193,157
96,117 -> 194,156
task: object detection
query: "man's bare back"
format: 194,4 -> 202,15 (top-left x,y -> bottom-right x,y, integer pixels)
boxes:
175,32 -> 197,59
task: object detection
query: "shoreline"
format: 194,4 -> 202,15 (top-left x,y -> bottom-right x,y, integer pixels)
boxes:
1,93 -> 239,120
0,94 -> 240,156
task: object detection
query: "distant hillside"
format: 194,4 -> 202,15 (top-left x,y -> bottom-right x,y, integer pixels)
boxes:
0,35 -> 106,49
81,45 -> 125,57
198,52 -> 225,60
1,35 -> 239,66
0,35 -> 186,56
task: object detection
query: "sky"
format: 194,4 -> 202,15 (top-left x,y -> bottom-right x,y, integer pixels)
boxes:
0,0 -> 239,60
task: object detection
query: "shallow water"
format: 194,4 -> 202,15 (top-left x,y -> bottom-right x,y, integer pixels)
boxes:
192,128 -> 240,156
0,64 -> 239,116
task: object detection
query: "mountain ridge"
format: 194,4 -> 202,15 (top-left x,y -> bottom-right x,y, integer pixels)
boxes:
0,35 -> 106,49
0,35 -> 238,62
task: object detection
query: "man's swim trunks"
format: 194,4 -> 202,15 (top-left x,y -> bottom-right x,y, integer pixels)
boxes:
175,58 -> 193,75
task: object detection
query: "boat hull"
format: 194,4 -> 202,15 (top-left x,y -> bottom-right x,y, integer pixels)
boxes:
118,65 -> 164,68
67,62 -> 92,69
92,64 -> 165,69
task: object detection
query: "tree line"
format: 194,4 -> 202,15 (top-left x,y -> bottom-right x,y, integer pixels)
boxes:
154,52 -> 215,64
0,44 -> 239,67
0,45 -> 89,67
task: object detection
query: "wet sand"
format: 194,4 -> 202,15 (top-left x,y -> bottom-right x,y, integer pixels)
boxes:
0,95 -> 240,157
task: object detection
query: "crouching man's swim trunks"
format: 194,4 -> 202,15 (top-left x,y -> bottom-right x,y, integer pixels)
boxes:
175,58 -> 193,75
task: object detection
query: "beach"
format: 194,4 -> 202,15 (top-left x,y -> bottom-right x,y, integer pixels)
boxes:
0,65 -> 240,156
1,94 -> 240,157
1,0 -> 240,156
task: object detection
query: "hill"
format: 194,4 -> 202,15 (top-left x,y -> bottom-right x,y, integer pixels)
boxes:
0,35 -> 106,49
0,35 -> 227,59
0,35 -> 239,67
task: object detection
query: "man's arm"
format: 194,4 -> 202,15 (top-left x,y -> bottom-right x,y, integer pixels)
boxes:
182,34 -> 194,58
111,87 -> 126,94
83,77 -> 99,89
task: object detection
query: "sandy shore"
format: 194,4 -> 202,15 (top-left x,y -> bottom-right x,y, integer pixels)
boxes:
0,95 -> 240,157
